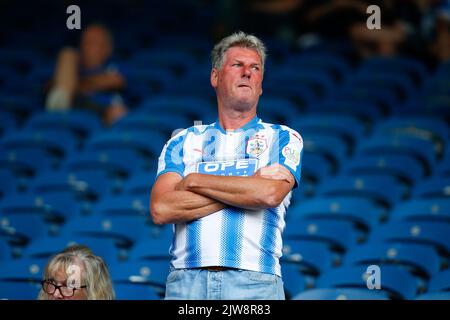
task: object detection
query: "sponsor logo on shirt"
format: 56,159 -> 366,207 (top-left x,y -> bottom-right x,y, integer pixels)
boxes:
197,159 -> 257,176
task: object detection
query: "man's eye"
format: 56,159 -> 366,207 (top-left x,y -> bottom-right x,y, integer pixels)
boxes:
252,66 -> 260,71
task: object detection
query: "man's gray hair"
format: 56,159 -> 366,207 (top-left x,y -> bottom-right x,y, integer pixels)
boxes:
211,31 -> 267,72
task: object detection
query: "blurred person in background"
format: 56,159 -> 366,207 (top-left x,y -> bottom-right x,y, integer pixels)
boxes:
45,23 -> 128,126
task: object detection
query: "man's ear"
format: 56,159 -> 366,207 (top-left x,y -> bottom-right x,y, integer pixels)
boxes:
210,68 -> 218,88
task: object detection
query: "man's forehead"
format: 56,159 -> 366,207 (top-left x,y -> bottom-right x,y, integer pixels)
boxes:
225,47 -> 262,63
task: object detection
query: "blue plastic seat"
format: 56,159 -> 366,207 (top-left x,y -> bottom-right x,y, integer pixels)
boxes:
287,196 -> 381,232
342,153 -> 425,187
109,260 -> 169,289
347,72 -> 415,105
317,265 -> 418,299
23,235 -> 119,264
93,194 -> 150,218
359,57 -> 428,87
311,98 -> 383,126
25,110 -> 101,143
343,242 -> 440,280
86,130 -> 166,163
129,236 -> 172,262
0,258 -> 45,299
329,86 -> 397,116
281,261 -> 307,299
412,177 -> 450,199
265,69 -> 336,99
0,169 -> 14,198
288,113 -> 366,148
0,193 -> 74,222
113,112 -> 191,138
62,215 -> 153,248
356,135 -> 436,176
137,96 -> 215,122
415,291 -> 450,300
293,288 -> 389,300
285,52 -> 351,82
427,269 -> 450,292
0,111 -> 16,138
302,133 -> 348,171
390,198 -> 450,223
123,172 -> 156,197
316,175 -> 404,209
284,218 -> 356,254
369,221 -> 450,266
0,148 -> 54,179
282,239 -> 333,276
372,116 -> 449,151
257,96 -> 302,124
114,282 -> 161,300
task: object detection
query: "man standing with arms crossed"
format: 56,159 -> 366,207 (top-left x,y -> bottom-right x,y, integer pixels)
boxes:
151,31 -> 303,300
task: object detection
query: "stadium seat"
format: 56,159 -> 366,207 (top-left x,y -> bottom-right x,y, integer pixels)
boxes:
113,282 -> 161,300
289,113 -> 366,149
412,177 -> 450,199
109,260 -> 169,290
292,288 -> 389,300
415,291 -> 450,300
427,269 -> 450,293
24,110 -> 101,145
282,239 -> 333,276
368,221 -> 450,269
390,198 -> 450,223
287,196 -> 381,232
1,130 -> 76,165
342,154 -> 425,187
23,235 -> 119,264
0,259 -> 45,299
343,242 -> 440,281
316,175 -> 405,209
356,135 -> 436,176
316,265 -> 419,300
281,262 -> 307,299
284,218 -> 356,254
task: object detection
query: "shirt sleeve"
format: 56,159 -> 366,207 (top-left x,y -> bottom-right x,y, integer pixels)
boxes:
273,126 -> 303,189
155,130 -> 187,180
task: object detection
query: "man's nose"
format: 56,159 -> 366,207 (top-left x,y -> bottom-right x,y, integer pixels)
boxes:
242,66 -> 251,78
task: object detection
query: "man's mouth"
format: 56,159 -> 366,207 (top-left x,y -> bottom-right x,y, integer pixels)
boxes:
238,84 -> 251,89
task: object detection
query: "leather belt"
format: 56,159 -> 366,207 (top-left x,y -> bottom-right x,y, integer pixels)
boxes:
198,266 -> 232,272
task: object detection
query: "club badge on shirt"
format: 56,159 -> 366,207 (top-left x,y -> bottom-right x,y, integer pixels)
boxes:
246,134 -> 267,157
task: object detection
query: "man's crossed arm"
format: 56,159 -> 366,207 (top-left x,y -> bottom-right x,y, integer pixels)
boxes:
150,164 -> 295,225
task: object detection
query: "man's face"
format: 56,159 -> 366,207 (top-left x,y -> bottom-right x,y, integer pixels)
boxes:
80,26 -> 112,69
211,47 -> 263,111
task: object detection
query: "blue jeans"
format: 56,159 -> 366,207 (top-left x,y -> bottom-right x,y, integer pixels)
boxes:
165,268 -> 285,300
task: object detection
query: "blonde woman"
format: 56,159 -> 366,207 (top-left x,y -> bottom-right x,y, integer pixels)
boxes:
38,244 -> 115,300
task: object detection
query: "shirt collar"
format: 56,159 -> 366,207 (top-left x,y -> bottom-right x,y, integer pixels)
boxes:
213,116 -> 260,134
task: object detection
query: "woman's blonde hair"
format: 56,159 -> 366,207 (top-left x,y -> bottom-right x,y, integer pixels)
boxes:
38,244 -> 115,300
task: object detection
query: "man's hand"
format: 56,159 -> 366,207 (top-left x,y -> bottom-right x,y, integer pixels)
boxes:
253,164 -> 294,184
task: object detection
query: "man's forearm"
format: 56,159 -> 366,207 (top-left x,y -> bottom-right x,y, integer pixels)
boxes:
151,189 -> 226,225
180,173 -> 289,210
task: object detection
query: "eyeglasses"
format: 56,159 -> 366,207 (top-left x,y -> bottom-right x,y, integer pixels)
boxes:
41,280 -> 87,297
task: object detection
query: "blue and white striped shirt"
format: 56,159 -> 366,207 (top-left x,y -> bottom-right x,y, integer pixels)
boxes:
156,116 -> 303,276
